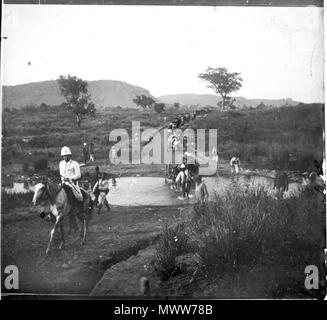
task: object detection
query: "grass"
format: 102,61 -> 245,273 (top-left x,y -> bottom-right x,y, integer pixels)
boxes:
1,191 -> 34,213
154,223 -> 190,281
191,103 -> 324,172
2,104 -> 183,167
155,186 -> 325,298
2,102 -> 324,173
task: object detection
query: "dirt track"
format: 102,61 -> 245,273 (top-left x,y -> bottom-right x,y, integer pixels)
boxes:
1,203 -> 186,296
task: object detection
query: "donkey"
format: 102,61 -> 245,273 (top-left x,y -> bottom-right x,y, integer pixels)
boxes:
32,179 -> 93,254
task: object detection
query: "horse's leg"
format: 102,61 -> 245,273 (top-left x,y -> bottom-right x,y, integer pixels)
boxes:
81,218 -> 87,245
97,204 -> 102,215
46,216 -> 61,255
58,221 -> 65,250
68,213 -> 77,235
105,199 -> 111,211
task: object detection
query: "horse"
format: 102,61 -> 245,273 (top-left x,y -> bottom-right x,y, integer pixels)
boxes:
32,179 -> 93,254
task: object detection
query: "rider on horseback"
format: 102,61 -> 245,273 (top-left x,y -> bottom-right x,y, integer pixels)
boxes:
59,146 -> 93,216
59,146 -> 83,201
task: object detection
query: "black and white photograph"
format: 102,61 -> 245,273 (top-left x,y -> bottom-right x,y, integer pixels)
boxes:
1,0 -> 326,302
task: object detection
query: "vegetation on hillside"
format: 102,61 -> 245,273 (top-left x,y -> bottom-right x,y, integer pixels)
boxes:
2,100 -> 324,174
190,103 -> 324,172
1,103 -> 181,167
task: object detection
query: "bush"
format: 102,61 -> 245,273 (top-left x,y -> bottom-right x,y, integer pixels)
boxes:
155,223 -> 190,280
47,151 -> 55,158
22,162 -> 30,173
34,158 -> 48,171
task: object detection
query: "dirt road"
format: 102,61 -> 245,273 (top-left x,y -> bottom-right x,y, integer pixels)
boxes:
2,203 -> 187,296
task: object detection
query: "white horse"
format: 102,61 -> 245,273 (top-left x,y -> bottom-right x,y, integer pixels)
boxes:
32,179 -> 93,254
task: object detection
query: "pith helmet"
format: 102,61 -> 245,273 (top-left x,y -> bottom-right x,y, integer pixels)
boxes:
61,146 -> 72,156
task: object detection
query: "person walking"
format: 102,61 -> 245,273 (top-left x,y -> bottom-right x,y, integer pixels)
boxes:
230,156 -> 241,179
195,175 -> 209,203
89,139 -> 95,162
92,172 -> 110,214
83,142 -> 88,165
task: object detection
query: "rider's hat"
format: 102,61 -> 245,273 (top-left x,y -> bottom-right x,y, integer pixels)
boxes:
61,146 -> 72,156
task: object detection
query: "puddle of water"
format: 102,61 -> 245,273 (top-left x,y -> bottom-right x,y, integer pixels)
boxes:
107,177 -> 181,206
4,182 -> 35,194
3,175 -> 303,206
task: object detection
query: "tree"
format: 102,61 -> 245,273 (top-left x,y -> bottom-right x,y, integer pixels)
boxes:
256,102 -> 266,109
198,67 -> 243,110
57,75 -> 96,128
173,102 -> 180,109
153,102 -> 165,114
133,95 -> 155,110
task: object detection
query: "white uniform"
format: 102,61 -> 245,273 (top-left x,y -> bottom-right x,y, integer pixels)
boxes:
230,157 -> 240,174
59,159 -> 83,201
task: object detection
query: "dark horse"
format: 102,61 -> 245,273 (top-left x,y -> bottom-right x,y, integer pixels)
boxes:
32,179 -> 93,254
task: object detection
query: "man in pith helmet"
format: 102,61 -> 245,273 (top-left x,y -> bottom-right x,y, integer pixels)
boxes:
59,146 -> 83,202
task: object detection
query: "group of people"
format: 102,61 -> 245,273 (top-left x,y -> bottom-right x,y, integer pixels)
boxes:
166,112 -> 199,151
59,146 -> 112,215
168,162 -> 209,203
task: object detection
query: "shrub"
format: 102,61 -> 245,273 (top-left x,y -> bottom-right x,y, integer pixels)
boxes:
22,162 -> 30,173
47,151 -> 55,158
34,158 -> 48,171
155,223 -> 190,280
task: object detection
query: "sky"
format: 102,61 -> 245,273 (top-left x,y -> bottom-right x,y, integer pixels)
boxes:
1,5 -> 324,102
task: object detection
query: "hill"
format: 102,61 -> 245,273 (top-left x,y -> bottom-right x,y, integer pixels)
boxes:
158,93 -> 300,108
2,80 -> 155,110
3,79 -> 302,111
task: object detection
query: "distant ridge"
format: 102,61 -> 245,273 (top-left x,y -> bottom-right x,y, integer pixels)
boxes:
2,80 -> 156,110
2,79 -> 301,110
158,93 -> 300,108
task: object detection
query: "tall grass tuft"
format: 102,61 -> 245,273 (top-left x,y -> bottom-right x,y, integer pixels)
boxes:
155,223 -> 190,280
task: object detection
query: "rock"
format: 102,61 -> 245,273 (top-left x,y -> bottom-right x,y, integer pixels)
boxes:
175,253 -> 202,274
139,276 -> 150,295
